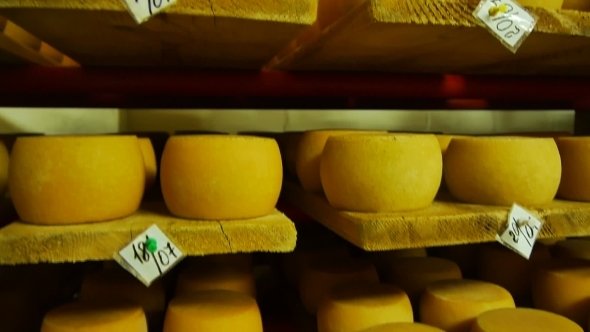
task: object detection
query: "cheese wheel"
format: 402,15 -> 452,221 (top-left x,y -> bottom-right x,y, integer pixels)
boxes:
443,137 -> 561,206
138,138 -> 157,191
163,290 -> 263,332
435,135 -> 465,192
282,246 -> 350,288
562,0 -> 590,10
41,302 -> 147,332
185,253 -> 254,271
299,257 -> 379,314
554,239 -> 590,260
320,134 -> 442,212
9,135 -> 145,225
175,265 -> 256,298
518,0 -> 564,8
317,281 -> 413,332
532,259 -> 590,326
0,141 -> 8,195
420,279 -> 515,332
555,138 -> 590,201
471,308 -> 583,332
277,132 -> 302,178
361,323 -> 445,332
477,243 -> 551,301
429,244 -> 480,278
365,249 -> 427,277
296,130 -> 385,192
160,135 -> 282,220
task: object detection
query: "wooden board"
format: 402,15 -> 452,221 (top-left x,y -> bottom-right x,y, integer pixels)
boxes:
281,180 -> 590,251
0,201 -> 296,264
0,0 -> 316,68
266,0 -> 590,76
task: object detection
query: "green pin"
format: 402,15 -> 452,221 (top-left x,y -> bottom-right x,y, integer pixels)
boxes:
145,237 -> 157,253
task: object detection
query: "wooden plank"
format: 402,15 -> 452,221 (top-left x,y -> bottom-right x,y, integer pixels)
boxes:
0,0 -> 316,68
0,201 -> 297,264
281,180 -> 590,251
266,0 -> 590,76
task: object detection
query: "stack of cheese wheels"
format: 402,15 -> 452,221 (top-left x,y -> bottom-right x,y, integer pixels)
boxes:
163,290 -> 262,332
364,248 -> 427,278
419,279 -> 515,332
299,257 -> 379,314
429,244 -> 480,278
9,135 -> 145,225
555,137 -> 590,201
321,133 -> 442,212
317,281 -> 413,332
175,265 -> 256,298
296,129 -> 385,192
0,141 -> 8,195
532,259 -> 590,326
160,135 -> 282,220
477,243 -> 551,303
470,308 -> 583,332
41,301 -> 148,332
276,132 -> 303,178
137,138 -> 158,191
282,246 -> 350,288
553,239 -> 590,260
361,323 -> 444,331
443,137 -> 561,206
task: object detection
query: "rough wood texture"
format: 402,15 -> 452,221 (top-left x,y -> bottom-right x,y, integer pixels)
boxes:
267,0 -> 590,75
0,0 -> 316,68
282,180 -> 590,251
0,201 -> 296,264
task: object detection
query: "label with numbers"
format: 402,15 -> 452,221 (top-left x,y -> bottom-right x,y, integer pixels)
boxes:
495,203 -> 543,259
116,224 -> 184,286
122,0 -> 177,24
473,0 -> 537,52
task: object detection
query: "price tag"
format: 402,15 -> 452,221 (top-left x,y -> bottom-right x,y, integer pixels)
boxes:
115,224 -> 184,286
495,203 -> 543,259
122,0 -> 177,24
473,0 -> 537,53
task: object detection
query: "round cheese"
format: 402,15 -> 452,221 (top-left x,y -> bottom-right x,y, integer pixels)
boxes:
296,130 -> 385,192
429,244 -> 480,279
299,257 -> 379,314
532,259 -> 590,326
163,290 -> 263,332
41,301 -> 147,332
175,265 -> 256,298
317,281 -> 413,332
361,323 -> 444,332
435,135 -> 465,192
554,239 -> 590,260
9,135 -> 145,225
443,137 -> 561,206
320,134 -> 442,212
283,246 -> 350,288
419,279 -> 515,332
0,141 -> 8,195
160,135 -> 282,220
138,138 -> 157,191
471,308 -> 583,332
555,138 -> 590,201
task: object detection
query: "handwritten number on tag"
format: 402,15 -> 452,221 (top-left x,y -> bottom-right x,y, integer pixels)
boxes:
131,235 -> 176,275
508,216 -> 538,247
136,0 -> 171,15
489,0 -> 522,39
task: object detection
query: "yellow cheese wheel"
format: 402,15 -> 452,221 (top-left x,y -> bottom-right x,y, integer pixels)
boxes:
471,308 -> 583,332
299,257 -> 379,314
554,239 -> 590,260
444,137 -> 561,206
477,243 -> 551,301
0,141 -> 7,196
317,281 -> 413,332
282,246 -> 350,288
138,138 -> 157,191
175,265 -> 256,298
41,302 -> 147,332
9,135 -> 145,225
562,0 -> 590,10
430,244 -> 480,279
321,134 -> 442,212
532,259 -> 590,326
296,130 -> 385,192
160,135 -> 282,220
361,323 -> 445,332
365,249 -> 427,277
419,279 -> 515,332
163,290 -> 263,332
518,0 -> 564,8
555,138 -> 590,201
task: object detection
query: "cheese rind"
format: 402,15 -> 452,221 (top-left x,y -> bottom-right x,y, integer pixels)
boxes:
470,308 -> 583,332
138,138 -> 157,191
555,138 -> 590,201
360,323 -> 445,332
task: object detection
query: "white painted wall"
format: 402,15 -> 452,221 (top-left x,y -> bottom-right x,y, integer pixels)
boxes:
0,108 -> 119,134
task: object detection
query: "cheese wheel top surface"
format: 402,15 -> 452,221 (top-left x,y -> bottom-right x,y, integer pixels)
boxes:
555,137 -> 590,201
424,279 -> 513,303
471,308 -> 583,332
361,323 -> 444,332
41,302 -> 147,332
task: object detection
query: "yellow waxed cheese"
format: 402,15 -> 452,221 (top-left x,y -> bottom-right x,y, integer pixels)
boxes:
317,281 -> 413,332
419,279 -> 515,332
554,239 -> 590,260
163,290 -> 263,332
299,257 -> 379,314
361,323 -> 445,332
41,302 -> 148,332
175,265 -> 256,298
443,137 -> 561,206
160,135 -> 282,220
282,246 -> 350,288
138,138 -> 157,191
0,141 -> 7,196
555,137 -> 590,201
296,129 -> 385,192
470,308 -> 583,332
320,134 -> 442,212
9,135 -> 145,225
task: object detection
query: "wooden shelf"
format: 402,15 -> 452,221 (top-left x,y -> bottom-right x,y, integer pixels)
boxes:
281,180 -> 590,251
0,201 -> 296,264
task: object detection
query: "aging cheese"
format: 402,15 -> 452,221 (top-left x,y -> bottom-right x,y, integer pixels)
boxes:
320,134 -> 442,212
470,308 -> 583,332
555,138 -> 590,201
365,248 -> 427,277
443,137 -> 561,206
361,323 -> 445,332
282,246 -> 350,288
0,141 -> 7,195
175,265 -> 256,298
554,239 -> 590,260
163,290 -> 263,332
138,138 -> 157,191
160,135 -> 282,220
419,279 -> 515,332
317,281 -> 413,332
9,135 -> 145,225
41,302 -> 147,332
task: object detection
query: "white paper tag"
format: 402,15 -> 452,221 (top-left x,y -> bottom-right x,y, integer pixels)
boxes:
495,203 -> 543,259
473,0 -> 537,53
122,0 -> 177,24
116,224 -> 184,286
